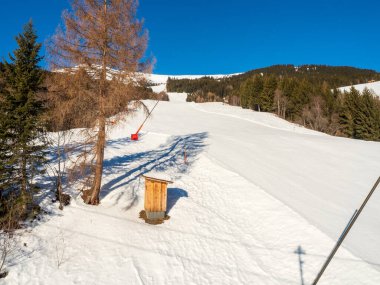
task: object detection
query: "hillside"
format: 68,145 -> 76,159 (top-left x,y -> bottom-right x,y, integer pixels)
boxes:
339,81 -> 380,98
146,73 -> 239,93
164,65 -> 380,142
243,65 -> 380,85
4,87 -> 380,284
166,64 -> 380,95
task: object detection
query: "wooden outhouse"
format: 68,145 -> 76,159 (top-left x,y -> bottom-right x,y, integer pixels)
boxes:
143,175 -> 173,220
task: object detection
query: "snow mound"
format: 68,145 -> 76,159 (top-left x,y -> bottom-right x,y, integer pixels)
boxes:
339,81 -> 380,97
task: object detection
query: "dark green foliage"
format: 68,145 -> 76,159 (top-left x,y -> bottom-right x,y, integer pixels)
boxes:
337,87 -> 380,140
0,74 -> 13,197
249,75 -> 264,110
288,79 -> 312,119
243,64 -> 380,86
0,21 -> 46,225
338,90 -> 355,137
347,88 -> 380,140
260,75 -> 277,112
167,64 -> 380,141
167,76 -> 230,101
167,64 -> 380,101
239,77 -> 254,109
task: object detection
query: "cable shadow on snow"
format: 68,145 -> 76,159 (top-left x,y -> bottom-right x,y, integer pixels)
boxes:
100,132 -> 208,202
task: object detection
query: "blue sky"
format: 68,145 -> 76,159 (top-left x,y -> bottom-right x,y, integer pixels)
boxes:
1,0 -> 379,74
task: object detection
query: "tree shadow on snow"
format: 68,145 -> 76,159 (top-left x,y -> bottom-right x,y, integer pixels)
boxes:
100,132 -> 207,202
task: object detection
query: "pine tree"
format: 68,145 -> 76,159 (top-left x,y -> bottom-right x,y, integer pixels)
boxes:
374,99 -> 380,141
279,77 -> 297,118
0,69 -> 12,201
239,77 -> 254,109
1,21 -> 46,218
339,87 -> 360,138
250,75 -> 264,111
260,76 -> 277,112
354,88 -> 379,140
288,79 -> 311,119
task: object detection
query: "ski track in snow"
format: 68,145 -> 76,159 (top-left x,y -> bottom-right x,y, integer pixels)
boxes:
5,91 -> 380,285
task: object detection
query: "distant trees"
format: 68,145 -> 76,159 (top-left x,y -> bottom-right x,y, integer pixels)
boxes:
0,21 -> 46,226
167,65 -> 380,141
48,0 -> 151,205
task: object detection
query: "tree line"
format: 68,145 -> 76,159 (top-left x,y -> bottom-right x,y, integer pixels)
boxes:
167,66 -> 380,141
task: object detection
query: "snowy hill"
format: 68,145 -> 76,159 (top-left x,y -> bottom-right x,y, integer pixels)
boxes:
339,81 -> 380,97
5,87 -> 380,284
146,73 -> 240,93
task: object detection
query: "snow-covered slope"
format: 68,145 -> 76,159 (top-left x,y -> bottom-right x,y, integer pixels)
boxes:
146,73 -> 240,93
6,93 -> 380,284
339,81 -> 380,97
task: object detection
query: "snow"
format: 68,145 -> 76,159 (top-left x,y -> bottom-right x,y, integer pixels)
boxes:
5,89 -> 380,284
143,171 -> 173,183
168,92 -> 187,102
146,73 -> 241,93
339,81 -> 380,97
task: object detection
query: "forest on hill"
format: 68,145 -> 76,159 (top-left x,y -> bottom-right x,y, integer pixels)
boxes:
167,65 -> 380,141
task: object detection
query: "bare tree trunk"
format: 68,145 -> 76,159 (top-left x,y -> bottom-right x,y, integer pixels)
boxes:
56,134 -> 64,210
20,155 -> 28,212
21,156 -> 27,194
84,0 -> 108,205
86,116 -> 106,205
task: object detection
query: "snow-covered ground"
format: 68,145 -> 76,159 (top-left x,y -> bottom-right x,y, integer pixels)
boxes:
146,73 -> 240,93
5,90 -> 380,284
339,81 -> 380,97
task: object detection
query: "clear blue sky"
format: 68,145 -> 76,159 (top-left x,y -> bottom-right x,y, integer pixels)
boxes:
1,0 -> 379,74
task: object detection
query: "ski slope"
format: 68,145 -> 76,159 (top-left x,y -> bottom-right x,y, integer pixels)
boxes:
146,73 -> 240,93
339,81 -> 380,97
5,91 -> 380,284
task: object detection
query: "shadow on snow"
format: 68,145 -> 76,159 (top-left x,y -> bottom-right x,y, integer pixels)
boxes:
100,132 -> 207,204
166,188 -> 188,214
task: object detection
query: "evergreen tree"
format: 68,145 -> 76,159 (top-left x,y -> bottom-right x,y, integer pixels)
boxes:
0,70 -> 12,198
250,75 -> 264,111
288,79 -> 311,119
279,77 -> 297,118
354,88 -> 379,140
239,77 -> 254,109
339,88 -> 359,138
260,75 -> 277,112
1,21 -> 46,219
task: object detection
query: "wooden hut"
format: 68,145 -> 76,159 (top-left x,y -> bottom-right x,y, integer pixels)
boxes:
143,174 -> 173,220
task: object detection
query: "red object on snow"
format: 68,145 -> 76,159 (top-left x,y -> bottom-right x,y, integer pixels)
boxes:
130,100 -> 160,142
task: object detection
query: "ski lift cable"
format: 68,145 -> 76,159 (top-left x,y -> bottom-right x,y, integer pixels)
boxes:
312,176 -> 380,285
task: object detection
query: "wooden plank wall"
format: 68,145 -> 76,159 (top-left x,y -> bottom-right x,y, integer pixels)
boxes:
144,179 -> 167,212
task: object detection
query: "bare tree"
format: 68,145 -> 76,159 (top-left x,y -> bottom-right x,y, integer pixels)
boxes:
0,197 -> 20,278
273,89 -> 287,119
301,96 -> 329,132
47,0 -> 152,205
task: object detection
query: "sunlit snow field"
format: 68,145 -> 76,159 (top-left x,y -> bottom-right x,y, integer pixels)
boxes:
6,77 -> 380,285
